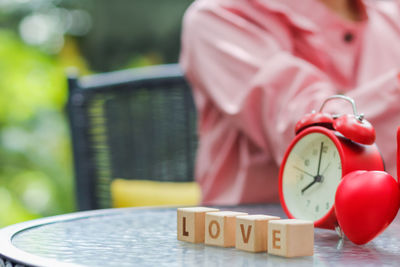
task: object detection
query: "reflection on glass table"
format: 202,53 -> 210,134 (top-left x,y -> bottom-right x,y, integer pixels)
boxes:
1,204 -> 400,266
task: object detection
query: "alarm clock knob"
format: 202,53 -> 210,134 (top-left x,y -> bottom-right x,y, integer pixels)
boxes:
333,114 -> 376,145
295,112 -> 334,134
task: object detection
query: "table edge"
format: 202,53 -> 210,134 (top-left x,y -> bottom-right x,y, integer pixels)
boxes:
0,206 -> 181,267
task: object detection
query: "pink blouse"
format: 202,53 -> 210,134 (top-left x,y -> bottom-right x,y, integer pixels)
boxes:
180,0 -> 400,205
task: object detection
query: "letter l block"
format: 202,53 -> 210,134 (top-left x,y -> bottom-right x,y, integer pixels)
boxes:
177,207 -> 219,243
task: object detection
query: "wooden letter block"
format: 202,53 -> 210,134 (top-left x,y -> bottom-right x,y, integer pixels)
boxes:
235,215 -> 280,252
177,207 -> 219,243
268,219 -> 314,257
205,211 -> 248,247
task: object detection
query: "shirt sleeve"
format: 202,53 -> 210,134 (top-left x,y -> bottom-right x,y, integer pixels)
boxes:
180,1 -> 400,165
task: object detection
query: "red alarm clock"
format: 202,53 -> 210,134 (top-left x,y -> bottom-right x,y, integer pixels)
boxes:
279,95 -> 385,230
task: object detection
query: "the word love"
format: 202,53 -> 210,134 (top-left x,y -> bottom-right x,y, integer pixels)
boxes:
177,207 -> 314,258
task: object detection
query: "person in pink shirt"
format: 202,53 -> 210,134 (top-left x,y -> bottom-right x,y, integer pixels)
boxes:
180,0 -> 400,205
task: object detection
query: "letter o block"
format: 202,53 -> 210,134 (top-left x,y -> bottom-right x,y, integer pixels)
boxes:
205,211 -> 248,247
177,207 -> 219,243
235,215 -> 280,252
268,219 -> 314,257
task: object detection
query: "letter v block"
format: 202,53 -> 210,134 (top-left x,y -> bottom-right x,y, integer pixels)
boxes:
177,207 -> 219,243
205,211 -> 248,247
235,215 -> 280,252
268,219 -> 314,257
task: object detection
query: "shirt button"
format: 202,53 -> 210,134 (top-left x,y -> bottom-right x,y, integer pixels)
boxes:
343,32 -> 354,43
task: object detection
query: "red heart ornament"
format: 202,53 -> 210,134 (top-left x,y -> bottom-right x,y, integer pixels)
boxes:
335,170 -> 400,245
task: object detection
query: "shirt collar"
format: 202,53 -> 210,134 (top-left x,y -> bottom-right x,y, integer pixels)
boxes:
255,0 -> 368,32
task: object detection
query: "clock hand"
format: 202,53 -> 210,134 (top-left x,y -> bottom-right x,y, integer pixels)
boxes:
301,180 -> 317,194
316,142 -> 324,176
301,174 -> 323,194
301,171 -> 324,195
293,166 -> 314,178
301,142 -> 326,195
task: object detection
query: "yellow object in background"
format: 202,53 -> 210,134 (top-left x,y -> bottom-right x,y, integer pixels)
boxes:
111,179 -> 201,207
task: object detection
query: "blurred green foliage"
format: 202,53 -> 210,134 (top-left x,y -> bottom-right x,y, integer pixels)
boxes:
0,30 -> 75,227
0,0 -> 192,227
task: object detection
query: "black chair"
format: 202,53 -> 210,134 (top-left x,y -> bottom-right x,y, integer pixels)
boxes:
67,64 -> 198,210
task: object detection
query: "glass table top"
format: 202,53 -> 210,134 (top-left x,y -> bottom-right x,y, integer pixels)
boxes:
1,205 -> 400,266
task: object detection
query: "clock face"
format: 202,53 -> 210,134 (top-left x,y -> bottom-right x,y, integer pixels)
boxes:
281,132 -> 342,222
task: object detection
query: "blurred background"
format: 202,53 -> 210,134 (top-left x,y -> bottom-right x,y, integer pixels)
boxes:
0,0 -> 192,227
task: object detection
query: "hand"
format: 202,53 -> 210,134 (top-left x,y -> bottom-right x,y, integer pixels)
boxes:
316,142 -> 324,176
301,179 -> 318,194
293,166 -> 314,178
301,174 -> 323,194
301,142 -> 325,195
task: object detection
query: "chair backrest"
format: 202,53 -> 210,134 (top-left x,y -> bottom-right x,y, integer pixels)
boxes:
67,64 -> 197,210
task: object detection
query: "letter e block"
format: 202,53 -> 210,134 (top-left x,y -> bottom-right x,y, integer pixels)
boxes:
268,219 -> 314,257
235,215 -> 280,252
177,207 -> 219,243
205,211 -> 248,247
